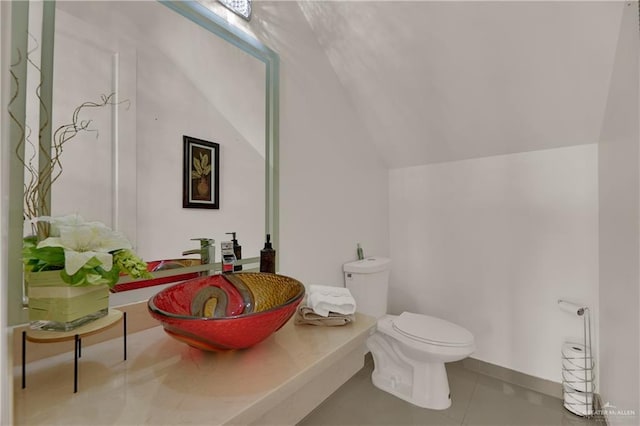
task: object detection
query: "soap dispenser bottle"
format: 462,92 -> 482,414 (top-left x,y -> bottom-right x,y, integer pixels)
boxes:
260,234 -> 276,273
226,232 -> 242,271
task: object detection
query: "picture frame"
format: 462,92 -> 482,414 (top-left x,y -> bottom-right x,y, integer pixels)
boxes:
183,135 -> 220,209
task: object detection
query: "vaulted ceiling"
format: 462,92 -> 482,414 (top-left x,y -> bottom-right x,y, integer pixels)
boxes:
295,1 -> 625,168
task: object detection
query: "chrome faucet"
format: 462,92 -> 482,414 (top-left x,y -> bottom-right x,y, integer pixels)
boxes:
182,238 -> 215,275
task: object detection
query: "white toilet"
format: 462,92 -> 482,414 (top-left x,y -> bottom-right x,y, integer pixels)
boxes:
344,258 -> 475,410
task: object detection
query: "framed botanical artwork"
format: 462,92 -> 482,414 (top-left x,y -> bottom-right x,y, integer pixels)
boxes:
183,135 -> 220,209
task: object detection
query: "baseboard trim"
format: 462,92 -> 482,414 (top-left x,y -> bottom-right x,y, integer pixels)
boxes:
460,357 -> 563,399
594,394 -> 609,425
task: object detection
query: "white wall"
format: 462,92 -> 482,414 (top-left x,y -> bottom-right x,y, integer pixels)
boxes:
247,2 -> 390,286
49,7 -> 137,242
598,2 -> 640,423
389,145 -> 599,383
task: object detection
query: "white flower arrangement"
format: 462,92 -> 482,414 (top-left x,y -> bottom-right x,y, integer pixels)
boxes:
23,214 -> 150,288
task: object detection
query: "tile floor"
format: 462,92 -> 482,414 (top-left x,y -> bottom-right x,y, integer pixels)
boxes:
299,356 -> 603,426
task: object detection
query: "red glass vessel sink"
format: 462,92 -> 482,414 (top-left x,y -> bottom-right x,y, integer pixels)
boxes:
148,273 -> 305,351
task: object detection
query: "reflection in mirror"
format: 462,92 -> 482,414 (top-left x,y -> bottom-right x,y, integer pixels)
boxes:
8,0 -> 279,323
52,0 -> 266,261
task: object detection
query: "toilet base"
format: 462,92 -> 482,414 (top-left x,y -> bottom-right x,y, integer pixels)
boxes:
370,360 -> 452,410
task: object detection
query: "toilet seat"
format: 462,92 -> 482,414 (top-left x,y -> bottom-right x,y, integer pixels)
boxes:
391,312 -> 473,347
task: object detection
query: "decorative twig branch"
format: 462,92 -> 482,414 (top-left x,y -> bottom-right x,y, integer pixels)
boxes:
34,93 -> 130,237
10,48 -> 27,177
12,43 -> 130,238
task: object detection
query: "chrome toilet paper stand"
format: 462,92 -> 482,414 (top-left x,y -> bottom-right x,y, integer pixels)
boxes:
558,299 -> 594,417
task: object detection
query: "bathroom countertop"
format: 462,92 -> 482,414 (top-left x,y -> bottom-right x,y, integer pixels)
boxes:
14,313 -> 375,425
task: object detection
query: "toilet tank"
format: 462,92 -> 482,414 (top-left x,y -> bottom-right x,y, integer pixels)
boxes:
343,257 -> 391,318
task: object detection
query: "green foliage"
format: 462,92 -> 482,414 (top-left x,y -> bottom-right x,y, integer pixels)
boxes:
23,238 -> 150,289
59,262 -> 121,287
113,249 -> 152,280
22,236 -> 65,272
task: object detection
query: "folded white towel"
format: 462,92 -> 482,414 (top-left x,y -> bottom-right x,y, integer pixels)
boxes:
307,285 -> 356,317
309,284 -> 353,297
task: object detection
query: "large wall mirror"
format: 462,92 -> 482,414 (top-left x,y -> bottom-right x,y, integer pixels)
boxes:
7,0 -> 279,324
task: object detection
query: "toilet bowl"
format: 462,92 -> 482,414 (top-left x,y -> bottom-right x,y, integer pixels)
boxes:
366,312 -> 475,410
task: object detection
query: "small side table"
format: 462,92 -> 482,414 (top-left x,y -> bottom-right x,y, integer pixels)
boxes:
22,308 -> 127,393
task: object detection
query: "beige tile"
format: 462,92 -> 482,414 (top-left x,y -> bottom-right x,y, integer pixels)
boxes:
463,374 -> 595,426
444,362 -> 479,423
461,357 -> 563,400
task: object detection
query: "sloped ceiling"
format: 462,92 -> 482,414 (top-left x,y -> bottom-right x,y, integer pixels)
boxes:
296,1 -> 624,168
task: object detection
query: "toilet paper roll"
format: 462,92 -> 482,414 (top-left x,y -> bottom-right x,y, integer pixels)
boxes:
562,358 -> 595,377
562,369 -> 594,393
558,300 -> 586,316
562,356 -> 594,372
562,342 -> 592,359
561,342 -> 594,393
564,386 -> 594,409
564,389 -> 594,406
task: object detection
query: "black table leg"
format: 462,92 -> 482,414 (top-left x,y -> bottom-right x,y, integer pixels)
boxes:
22,331 -> 26,389
74,334 -> 79,393
123,312 -> 127,361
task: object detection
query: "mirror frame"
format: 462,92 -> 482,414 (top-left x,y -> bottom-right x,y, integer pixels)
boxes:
6,0 -> 280,325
